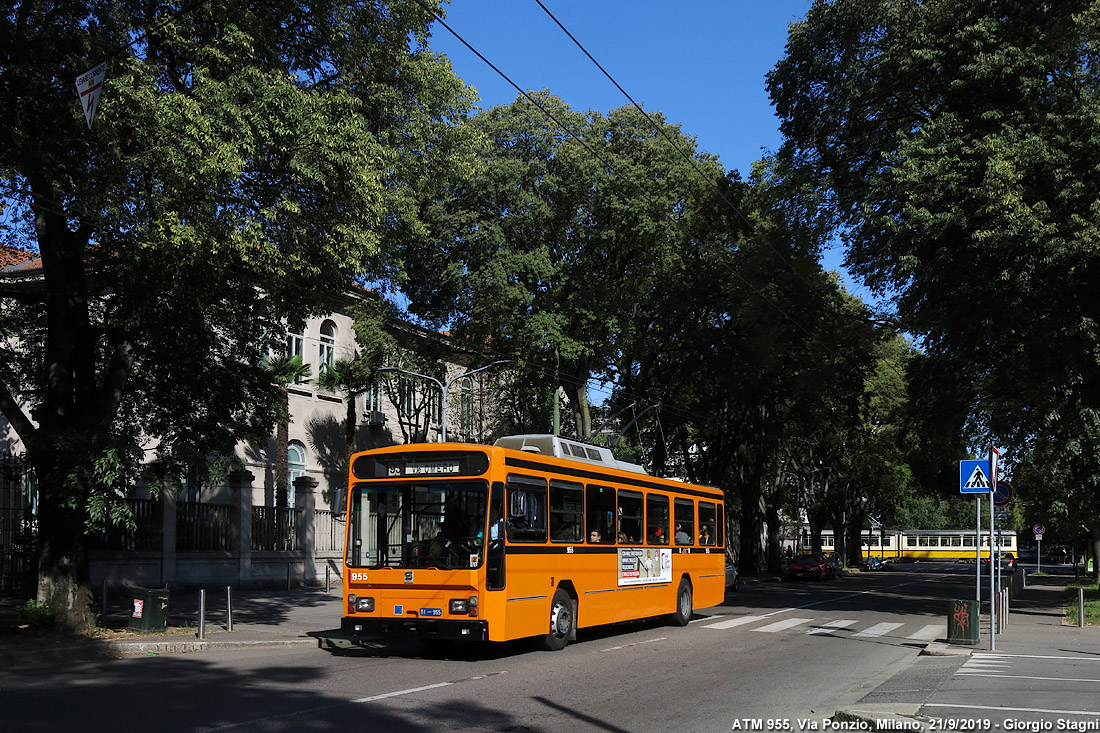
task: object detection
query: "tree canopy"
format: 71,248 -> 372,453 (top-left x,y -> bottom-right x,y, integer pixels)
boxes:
0,0 -> 474,629
768,0 -> 1100,549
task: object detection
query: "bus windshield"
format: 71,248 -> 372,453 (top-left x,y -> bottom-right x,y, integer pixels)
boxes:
346,479 -> 489,570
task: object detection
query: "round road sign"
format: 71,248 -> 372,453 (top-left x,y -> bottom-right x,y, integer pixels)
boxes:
1033,524 -> 1046,535
992,480 -> 1013,506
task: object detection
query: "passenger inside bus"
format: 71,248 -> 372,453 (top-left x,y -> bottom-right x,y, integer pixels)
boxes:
700,526 -> 712,545
589,529 -> 602,543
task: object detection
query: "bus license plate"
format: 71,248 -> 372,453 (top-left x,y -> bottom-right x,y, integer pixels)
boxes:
420,608 -> 442,617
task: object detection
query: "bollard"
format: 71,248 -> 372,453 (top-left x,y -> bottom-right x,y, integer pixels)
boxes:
326,566 -> 331,594
287,563 -> 292,591
1080,588 -> 1086,628
198,588 -> 207,640
226,586 -> 234,632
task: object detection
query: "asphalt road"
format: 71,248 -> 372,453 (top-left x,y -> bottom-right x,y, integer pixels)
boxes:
1,565 -> 1095,732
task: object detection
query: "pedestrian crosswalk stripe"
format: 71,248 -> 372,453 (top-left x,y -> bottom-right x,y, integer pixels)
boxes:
807,619 -> 857,634
702,615 -> 766,630
753,617 -> 815,633
907,624 -> 945,641
853,622 -> 905,638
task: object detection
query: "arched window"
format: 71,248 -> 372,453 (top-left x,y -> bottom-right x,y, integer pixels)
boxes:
319,320 -> 336,376
288,442 -> 306,508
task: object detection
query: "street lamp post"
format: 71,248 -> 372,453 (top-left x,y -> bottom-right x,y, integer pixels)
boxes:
379,360 -> 510,442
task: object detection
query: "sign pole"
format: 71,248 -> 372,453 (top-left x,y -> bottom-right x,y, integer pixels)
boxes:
976,495 -> 982,602
989,447 -> 999,651
1037,536 -> 1042,575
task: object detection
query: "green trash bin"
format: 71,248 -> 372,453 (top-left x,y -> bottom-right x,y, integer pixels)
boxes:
947,599 -> 979,645
128,587 -> 169,633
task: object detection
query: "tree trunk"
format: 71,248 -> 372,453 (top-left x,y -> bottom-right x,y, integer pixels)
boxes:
275,388 -> 289,508
765,502 -> 784,574
36,499 -> 96,634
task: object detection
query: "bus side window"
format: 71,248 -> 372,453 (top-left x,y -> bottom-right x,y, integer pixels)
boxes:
618,490 -> 643,544
699,502 -> 717,546
506,475 -> 547,542
646,494 -> 669,545
586,484 -> 615,544
549,480 -> 584,542
674,498 -> 695,545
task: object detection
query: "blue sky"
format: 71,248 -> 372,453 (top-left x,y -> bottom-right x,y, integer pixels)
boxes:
430,0 -> 813,178
427,0 -> 867,299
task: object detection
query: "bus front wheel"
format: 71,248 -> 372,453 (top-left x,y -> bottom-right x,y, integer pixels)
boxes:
671,580 -> 693,627
543,588 -> 575,651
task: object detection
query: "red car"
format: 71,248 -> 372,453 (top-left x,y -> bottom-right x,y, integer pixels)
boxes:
784,553 -> 836,581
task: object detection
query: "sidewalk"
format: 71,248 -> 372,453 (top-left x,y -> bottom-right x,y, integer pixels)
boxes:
1,584 -> 347,664
836,570 -> 1092,728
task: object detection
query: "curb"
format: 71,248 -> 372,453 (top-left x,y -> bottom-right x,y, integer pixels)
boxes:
918,641 -> 973,657
109,637 -> 320,654
833,705 -> 926,730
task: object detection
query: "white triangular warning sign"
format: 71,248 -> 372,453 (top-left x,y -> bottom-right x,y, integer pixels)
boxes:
964,465 -> 990,490
75,61 -> 107,129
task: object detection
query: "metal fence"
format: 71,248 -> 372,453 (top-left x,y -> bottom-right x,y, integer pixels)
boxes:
177,502 -> 234,552
252,506 -> 300,552
89,498 -> 162,551
0,454 -> 35,596
314,509 -> 346,553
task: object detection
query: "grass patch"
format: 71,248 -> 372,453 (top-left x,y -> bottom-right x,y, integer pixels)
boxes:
1064,582 -> 1100,626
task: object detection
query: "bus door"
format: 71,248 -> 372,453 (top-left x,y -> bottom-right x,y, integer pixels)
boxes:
486,481 -> 505,590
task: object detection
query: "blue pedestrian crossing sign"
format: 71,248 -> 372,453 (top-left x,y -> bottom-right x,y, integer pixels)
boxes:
959,459 -> 992,493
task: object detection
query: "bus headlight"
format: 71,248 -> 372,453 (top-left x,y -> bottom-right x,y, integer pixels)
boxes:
355,596 -> 375,612
451,596 -> 478,616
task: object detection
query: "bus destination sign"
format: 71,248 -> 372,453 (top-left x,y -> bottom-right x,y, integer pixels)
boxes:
352,450 -> 490,479
391,459 -> 462,476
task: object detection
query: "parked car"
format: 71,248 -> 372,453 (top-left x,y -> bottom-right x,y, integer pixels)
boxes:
726,562 -> 739,591
981,551 -> 1017,573
784,553 -> 835,581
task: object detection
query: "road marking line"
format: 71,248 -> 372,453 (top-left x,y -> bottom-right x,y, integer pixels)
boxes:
598,637 -> 666,652
352,682 -> 452,702
808,619 -> 858,634
853,622 -> 904,638
753,617 -> 815,633
906,624 -> 944,641
925,702 -> 1100,717
973,652 -> 1100,661
703,615 -> 765,630
202,672 -> 507,731
955,671 -> 1100,684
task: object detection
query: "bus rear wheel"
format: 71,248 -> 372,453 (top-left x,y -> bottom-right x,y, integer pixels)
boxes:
543,588 -> 574,651
671,579 -> 693,627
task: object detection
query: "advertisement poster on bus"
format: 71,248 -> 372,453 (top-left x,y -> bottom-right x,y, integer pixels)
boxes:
618,548 -> 672,586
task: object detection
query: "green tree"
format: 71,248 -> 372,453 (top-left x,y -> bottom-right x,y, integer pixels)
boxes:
0,0 -> 473,631
400,93 -> 728,439
768,0 -> 1100,556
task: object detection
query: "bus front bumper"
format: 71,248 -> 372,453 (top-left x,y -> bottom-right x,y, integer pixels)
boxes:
341,616 -> 489,642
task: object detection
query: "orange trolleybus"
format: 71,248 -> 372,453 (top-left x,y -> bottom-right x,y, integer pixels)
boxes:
341,434 -> 726,650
